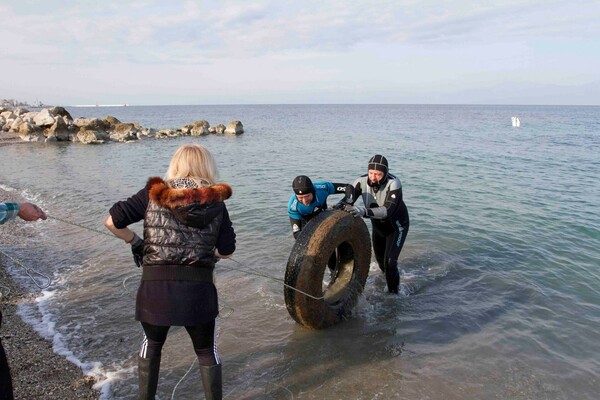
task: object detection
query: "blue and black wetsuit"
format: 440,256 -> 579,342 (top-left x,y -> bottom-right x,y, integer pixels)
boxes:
288,181 -> 347,239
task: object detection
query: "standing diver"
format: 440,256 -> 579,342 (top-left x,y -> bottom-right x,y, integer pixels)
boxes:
339,155 -> 409,294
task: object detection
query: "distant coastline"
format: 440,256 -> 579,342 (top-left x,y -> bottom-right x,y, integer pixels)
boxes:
71,104 -> 129,108
1,98 -> 131,109
0,98 -> 53,108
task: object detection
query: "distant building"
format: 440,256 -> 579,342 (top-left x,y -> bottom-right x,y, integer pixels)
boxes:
0,98 -> 30,108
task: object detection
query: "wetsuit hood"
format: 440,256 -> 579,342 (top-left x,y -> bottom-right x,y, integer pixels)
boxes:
367,154 -> 389,190
292,175 -> 315,195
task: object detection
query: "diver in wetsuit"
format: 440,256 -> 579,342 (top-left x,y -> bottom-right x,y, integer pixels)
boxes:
287,175 -> 347,239
341,155 -> 409,294
288,175 -> 348,271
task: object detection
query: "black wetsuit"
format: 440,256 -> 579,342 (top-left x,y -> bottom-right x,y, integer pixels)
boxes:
351,173 -> 409,293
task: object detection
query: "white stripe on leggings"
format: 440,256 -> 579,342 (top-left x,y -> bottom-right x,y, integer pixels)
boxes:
139,334 -> 149,358
213,322 -> 220,365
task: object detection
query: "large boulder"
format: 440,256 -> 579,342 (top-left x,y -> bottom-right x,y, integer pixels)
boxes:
18,123 -> 45,141
46,117 -> 72,141
113,122 -> 137,133
214,124 -> 226,134
1,111 -> 17,120
10,117 -> 24,132
33,109 -> 56,127
180,125 -> 191,135
48,106 -> 73,121
224,120 -> 243,135
155,129 -> 180,139
110,123 -> 139,142
104,115 -> 121,126
181,120 -> 209,136
191,125 -> 209,136
77,130 -> 109,144
13,107 -> 29,116
22,111 -> 39,123
73,118 -> 110,131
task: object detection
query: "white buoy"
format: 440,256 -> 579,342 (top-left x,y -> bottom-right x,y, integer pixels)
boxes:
511,116 -> 521,127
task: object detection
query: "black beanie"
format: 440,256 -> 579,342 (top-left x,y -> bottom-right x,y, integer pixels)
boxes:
292,175 -> 314,195
368,154 -> 388,173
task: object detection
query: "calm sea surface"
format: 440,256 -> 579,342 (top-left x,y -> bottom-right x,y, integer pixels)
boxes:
1,104 -> 599,399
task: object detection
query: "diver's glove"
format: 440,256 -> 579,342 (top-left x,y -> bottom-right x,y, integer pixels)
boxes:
344,205 -> 366,218
333,184 -> 358,210
129,233 -> 144,268
332,200 -> 347,210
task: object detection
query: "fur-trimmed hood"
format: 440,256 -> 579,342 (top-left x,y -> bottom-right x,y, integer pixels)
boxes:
147,177 -> 232,208
146,177 -> 232,228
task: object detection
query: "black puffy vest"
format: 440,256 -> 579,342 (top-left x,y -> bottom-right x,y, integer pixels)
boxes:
141,177 -> 232,270
143,201 -> 223,267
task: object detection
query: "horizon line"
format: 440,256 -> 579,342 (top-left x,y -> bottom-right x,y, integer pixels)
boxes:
64,102 -> 600,108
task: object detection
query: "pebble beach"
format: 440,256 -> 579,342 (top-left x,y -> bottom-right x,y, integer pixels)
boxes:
1,178 -> 100,399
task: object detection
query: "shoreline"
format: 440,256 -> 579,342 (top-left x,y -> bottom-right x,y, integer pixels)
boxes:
1,187 -> 101,399
0,132 -> 24,147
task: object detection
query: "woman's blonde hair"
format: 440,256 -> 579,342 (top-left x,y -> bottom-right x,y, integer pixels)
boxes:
165,144 -> 218,185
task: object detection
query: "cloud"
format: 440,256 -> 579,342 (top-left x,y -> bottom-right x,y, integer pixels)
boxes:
2,0 -> 599,64
2,1 -> 599,105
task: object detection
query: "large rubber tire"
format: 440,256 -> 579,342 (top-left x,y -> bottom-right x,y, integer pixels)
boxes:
284,210 -> 371,329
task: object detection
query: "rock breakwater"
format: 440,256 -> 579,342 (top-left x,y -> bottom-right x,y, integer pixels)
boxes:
0,106 -> 244,145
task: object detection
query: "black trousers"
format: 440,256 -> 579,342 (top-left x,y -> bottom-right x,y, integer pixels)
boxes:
0,312 -> 14,400
140,320 -> 219,366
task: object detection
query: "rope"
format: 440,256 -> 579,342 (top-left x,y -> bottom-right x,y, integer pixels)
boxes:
48,213 -> 322,300
0,249 -> 52,290
171,359 -> 196,400
169,359 -> 295,399
266,382 -> 295,399
1,214 -> 115,292
223,258 -> 325,301
47,215 -> 115,238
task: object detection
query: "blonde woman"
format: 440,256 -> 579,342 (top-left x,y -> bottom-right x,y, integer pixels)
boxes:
104,144 -> 235,399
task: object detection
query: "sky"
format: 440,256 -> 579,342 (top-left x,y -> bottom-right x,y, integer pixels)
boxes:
1,0 -> 599,106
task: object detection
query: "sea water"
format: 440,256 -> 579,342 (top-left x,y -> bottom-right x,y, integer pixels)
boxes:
1,104 -> 599,399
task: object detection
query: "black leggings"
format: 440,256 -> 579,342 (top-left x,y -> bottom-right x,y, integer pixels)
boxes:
139,321 -> 219,366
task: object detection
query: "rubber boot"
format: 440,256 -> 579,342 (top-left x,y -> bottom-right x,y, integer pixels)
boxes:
385,260 -> 400,294
200,364 -> 222,400
138,356 -> 161,400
